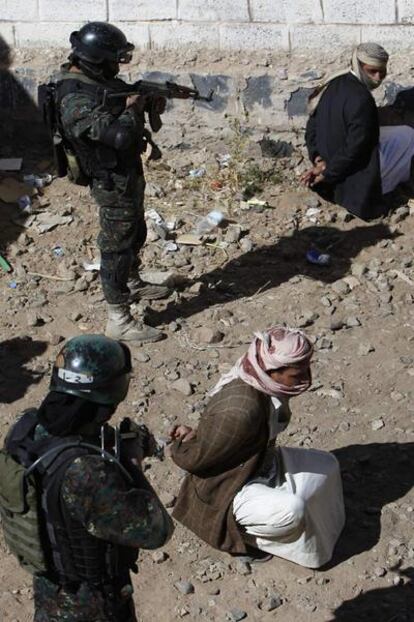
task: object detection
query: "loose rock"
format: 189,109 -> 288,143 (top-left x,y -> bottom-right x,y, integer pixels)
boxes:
174,580 -> 195,595
171,378 -> 193,396
192,327 -> 224,344
228,609 -> 247,621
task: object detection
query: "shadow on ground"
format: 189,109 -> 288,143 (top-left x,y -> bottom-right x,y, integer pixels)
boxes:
0,336 -> 48,403
327,442 -> 414,570
329,566 -> 414,621
0,35 -> 52,169
0,35 -> 53,263
150,222 -> 395,326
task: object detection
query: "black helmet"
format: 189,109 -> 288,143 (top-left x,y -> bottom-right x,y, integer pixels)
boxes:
50,334 -> 132,405
70,22 -> 134,65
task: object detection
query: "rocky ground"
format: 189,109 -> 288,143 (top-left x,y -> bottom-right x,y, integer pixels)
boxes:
1,135 -> 414,622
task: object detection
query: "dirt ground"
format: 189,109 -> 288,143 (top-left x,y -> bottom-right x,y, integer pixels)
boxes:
0,136 -> 414,622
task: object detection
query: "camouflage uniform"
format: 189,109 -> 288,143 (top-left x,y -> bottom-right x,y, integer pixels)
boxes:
58,67 -> 147,304
33,447 -> 173,621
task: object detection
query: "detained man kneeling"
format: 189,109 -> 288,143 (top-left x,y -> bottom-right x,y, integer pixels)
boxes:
169,326 -> 345,568
302,42 -> 414,221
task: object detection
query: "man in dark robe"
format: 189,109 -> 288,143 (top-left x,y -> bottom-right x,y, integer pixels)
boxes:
302,43 -> 402,221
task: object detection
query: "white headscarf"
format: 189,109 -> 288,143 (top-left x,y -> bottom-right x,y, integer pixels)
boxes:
308,42 -> 389,114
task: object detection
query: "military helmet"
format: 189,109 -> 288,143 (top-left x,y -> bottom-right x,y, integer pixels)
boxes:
70,22 -> 134,65
50,334 -> 132,405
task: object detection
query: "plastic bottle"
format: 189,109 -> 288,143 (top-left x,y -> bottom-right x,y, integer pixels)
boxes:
23,173 -> 53,188
17,195 -> 32,214
189,167 -> 206,178
194,210 -> 224,235
306,249 -> 331,266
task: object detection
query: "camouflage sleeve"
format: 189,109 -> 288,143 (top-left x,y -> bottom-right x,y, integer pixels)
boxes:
61,455 -> 174,549
60,93 -> 144,143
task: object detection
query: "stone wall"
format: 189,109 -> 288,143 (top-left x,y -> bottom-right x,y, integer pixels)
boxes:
1,1 -> 414,51
1,1 -> 414,162
1,46 -> 413,164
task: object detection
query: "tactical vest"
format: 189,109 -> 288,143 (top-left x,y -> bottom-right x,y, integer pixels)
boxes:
54,76 -> 105,185
39,72 -> 126,185
0,410 -> 138,587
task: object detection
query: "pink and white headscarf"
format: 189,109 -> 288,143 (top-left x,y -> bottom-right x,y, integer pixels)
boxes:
210,326 -> 313,398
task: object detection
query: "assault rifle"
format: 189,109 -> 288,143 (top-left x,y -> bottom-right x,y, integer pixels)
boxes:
102,79 -> 214,132
101,417 -> 168,462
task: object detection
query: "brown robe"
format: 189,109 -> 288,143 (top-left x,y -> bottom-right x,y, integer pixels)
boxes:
171,378 -> 271,555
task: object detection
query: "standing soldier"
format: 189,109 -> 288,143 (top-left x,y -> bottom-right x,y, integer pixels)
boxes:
55,22 -> 170,343
0,335 -> 174,621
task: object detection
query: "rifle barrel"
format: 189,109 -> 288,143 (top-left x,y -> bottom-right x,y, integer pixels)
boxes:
104,85 -> 214,103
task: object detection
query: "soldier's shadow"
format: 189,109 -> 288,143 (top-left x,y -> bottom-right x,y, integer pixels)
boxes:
150,222 -> 396,326
0,336 -> 48,404
326,442 -> 414,569
329,566 -> 414,621
0,35 -> 52,169
0,34 -> 53,266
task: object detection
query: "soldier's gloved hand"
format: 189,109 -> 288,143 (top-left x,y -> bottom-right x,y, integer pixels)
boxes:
119,418 -> 157,464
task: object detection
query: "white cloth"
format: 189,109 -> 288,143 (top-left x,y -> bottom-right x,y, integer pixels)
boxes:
248,396 -> 290,486
380,125 -> 414,194
233,446 -> 345,568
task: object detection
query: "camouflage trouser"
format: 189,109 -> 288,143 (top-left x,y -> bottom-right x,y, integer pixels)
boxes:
33,576 -> 137,622
91,170 -> 147,304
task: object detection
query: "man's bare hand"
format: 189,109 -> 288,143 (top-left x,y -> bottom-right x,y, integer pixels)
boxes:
169,424 -> 196,443
126,94 -> 147,113
300,169 -> 315,186
311,172 -> 325,186
300,158 -> 326,187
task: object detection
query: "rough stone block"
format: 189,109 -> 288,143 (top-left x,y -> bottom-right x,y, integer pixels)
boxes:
242,75 -> 274,109
39,0 -> 106,21
15,22 -> 83,47
141,70 -> 176,81
0,22 -> 14,46
399,0 -> 414,23
291,25 -> 361,50
323,0 -> 396,24
190,74 -> 232,112
178,0 -> 249,22
251,0 -> 323,24
384,82 -> 412,105
361,25 -> 414,51
109,0 -> 177,22
220,24 -> 289,50
0,0 -> 38,21
150,22 -> 220,48
112,22 -> 150,48
287,87 -> 314,117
